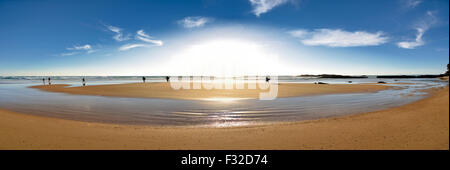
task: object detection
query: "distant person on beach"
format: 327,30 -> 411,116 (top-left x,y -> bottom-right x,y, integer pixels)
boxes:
142,76 -> 146,83
265,76 -> 270,83
82,77 -> 86,86
42,78 -> 45,85
48,77 -> 51,85
166,76 -> 170,82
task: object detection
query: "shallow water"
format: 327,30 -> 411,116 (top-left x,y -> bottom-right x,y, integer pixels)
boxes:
0,77 -> 447,127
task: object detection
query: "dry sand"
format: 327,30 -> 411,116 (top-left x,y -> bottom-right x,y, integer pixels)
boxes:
30,82 -> 389,100
0,86 -> 448,150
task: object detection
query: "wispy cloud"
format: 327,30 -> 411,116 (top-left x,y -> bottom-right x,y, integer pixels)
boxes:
249,0 -> 292,17
67,44 -> 91,50
119,44 -> 146,51
60,44 -> 94,56
403,0 -> 422,9
288,29 -> 309,38
288,29 -> 389,47
105,25 -> 130,41
178,16 -> 212,28
118,29 -> 163,51
136,30 -> 163,46
60,52 -> 78,56
397,28 -> 425,49
397,11 -> 438,49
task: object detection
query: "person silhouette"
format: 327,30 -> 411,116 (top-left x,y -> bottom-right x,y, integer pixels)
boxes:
82,77 -> 86,86
265,76 -> 270,83
165,76 -> 170,82
42,78 -> 45,85
48,77 -> 51,85
142,76 -> 146,83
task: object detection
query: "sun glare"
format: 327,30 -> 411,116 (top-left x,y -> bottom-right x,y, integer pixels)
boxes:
167,39 -> 280,76
202,97 -> 249,102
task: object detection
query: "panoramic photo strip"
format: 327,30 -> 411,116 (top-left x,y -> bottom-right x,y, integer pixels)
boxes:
0,0 -> 449,168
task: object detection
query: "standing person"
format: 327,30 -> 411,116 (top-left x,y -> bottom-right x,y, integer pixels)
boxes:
42,78 -> 45,85
165,76 -> 170,82
82,77 -> 86,86
142,76 -> 146,83
48,77 -> 51,85
265,76 -> 270,83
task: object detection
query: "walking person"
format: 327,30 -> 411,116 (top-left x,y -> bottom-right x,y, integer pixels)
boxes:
48,77 -> 51,85
82,77 -> 86,86
165,76 -> 170,82
42,78 -> 45,85
265,76 -> 270,83
142,76 -> 146,83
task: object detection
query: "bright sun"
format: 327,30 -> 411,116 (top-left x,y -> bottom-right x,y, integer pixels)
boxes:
167,39 -> 280,76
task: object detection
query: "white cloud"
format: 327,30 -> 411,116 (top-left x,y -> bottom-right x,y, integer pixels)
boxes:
119,44 -> 146,51
67,44 -> 91,50
288,29 -> 309,38
397,11 -> 438,49
288,29 -> 389,47
117,29 -> 163,51
61,44 -> 94,56
404,0 -> 422,8
60,52 -> 78,56
178,16 -> 212,28
136,29 -> 163,46
106,25 -> 130,41
249,0 -> 290,17
137,29 -> 150,38
397,28 -> 425,49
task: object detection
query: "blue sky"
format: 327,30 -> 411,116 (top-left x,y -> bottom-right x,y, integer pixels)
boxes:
0,0 -> 448,76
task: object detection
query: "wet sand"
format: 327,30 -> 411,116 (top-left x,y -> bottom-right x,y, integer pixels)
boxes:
0,86 -> 447,150
30,82 -> 389,100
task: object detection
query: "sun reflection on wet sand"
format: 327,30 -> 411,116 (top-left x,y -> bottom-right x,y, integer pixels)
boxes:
202,97 -> 250,102
208,121 -> 255,128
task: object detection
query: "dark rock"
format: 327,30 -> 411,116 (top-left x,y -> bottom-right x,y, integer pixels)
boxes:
298,74 -> 368,79
315,82 -> 328,84
377,74 -> 444,79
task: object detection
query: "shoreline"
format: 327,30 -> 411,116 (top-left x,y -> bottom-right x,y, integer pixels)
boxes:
0,86 -> 448,149
30,82 -> 390,100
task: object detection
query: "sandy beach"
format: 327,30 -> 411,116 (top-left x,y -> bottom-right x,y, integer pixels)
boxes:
0,85 -> 447,150
30,82 -> 389,100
